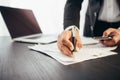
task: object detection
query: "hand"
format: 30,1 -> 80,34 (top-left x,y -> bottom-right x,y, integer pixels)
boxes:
100,28 -> 120,47
57,29 -> 82,57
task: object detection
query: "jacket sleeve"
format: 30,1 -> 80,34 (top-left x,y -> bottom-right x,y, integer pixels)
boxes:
64,0 -> 83,29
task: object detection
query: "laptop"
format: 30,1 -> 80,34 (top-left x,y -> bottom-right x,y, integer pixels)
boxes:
0,6 -> 57,44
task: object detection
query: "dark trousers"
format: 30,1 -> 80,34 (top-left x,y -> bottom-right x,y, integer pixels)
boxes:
93,20 -> 120,37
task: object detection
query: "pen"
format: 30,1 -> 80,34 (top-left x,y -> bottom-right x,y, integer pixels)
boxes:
99,36 -> 113,41
93,36 -> 113,41
72,26 -> 76,52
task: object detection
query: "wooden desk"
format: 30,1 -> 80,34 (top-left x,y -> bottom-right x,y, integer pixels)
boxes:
0,36 -> 120,80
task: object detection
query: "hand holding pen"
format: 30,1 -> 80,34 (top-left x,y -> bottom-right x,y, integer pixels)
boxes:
57,26 -> 82,57
100,28 -> 120,47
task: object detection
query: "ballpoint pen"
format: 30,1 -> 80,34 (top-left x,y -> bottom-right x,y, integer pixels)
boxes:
99,36 -> 113,41
93,36 -> 113,41
72,26 -> 76,52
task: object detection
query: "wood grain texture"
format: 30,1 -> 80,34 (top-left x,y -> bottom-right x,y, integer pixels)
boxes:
0,36 -> 120,80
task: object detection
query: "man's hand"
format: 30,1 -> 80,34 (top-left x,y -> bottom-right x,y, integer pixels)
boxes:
57,30 -> 82,57
100,28 -> 120,47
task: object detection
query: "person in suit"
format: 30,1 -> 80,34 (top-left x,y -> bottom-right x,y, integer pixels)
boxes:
57,0 -> 120,56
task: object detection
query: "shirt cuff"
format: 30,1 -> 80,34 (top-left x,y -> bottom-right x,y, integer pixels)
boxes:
65,25 -> 79,31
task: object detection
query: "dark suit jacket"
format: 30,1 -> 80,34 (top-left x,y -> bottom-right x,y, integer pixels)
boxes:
64,0 -> 120,37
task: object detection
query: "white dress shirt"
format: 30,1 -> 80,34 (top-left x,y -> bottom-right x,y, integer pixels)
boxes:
98,0 -> 120,22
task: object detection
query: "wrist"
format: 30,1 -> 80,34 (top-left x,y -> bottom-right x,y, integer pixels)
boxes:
65,25 -> 79,31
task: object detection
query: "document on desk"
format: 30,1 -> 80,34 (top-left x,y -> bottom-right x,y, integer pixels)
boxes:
28,37 -> 117,65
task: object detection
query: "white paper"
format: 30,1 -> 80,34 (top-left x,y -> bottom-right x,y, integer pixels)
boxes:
28,37 -> 117,65
81,36 -> 99,45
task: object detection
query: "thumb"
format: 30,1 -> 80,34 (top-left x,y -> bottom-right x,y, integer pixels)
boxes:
76,36 -> 82,52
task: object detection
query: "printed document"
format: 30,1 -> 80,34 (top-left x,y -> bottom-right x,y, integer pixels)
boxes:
28,37 -> 117,65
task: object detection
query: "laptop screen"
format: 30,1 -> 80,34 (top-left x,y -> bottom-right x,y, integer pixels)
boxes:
0,6 -> 42,38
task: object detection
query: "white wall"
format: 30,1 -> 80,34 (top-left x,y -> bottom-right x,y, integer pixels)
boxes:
0,0 -> 88,36
0,0 -> 10,36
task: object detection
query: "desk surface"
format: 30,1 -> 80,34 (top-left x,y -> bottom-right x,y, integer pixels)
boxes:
0,36 -> 120,80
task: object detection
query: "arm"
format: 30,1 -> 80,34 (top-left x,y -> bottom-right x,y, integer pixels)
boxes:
57,0 -> 83,57
64,0 -> 83,29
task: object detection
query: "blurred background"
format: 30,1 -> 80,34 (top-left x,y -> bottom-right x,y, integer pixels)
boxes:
0,0 -> 88,36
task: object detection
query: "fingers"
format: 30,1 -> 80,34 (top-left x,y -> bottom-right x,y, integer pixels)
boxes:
103,28 -> 116,37
100,40 -> 115,47
76,36 -> 82,51
101,28 -> 120,46
57,41 -> 72,57
61,31 -> 74,51
57,29 -> 82,57
57,31 -> 73,57
62,38 -> 74,51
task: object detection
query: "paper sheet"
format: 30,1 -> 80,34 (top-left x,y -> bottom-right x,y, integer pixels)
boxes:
28,37 -> 117,65
80,36 -> 99,45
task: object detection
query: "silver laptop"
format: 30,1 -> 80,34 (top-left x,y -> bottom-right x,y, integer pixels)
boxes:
0,6 -> 57,44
